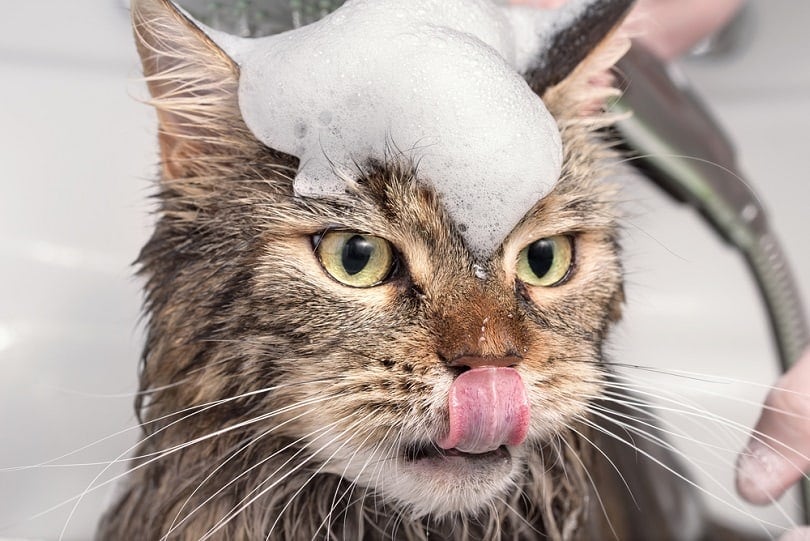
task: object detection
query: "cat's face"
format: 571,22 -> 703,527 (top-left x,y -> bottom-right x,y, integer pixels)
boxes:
243,159 -> 622,516
127,0 -> 630,528
138,152 -> 622,521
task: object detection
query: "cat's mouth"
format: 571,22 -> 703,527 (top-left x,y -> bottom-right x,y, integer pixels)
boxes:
438,366 -> 530,453
392,441 -> 519,514
403,443 -> 511,463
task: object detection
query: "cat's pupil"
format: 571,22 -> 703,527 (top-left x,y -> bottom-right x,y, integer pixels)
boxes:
342,235 -> 374,275
527,239 -> 554,278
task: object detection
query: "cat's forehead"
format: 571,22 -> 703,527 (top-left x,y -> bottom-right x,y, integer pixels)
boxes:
196,0 -> 579,257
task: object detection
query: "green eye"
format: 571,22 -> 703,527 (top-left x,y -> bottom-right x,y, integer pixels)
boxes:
315,231 -> 394,287
516,235 -> 574,287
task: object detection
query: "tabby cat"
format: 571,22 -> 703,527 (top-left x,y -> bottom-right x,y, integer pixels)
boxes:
97,0 -> 762,539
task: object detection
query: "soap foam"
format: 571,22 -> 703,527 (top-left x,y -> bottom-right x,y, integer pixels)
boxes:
202,0 -> 566,257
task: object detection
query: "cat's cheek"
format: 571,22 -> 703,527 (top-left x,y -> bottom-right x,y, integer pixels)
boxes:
519,366 -> 604,441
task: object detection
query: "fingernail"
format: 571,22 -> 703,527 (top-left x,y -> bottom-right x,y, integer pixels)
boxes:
736,440 -> 789,505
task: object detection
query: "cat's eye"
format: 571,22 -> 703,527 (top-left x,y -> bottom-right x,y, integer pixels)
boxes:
516,235 -> 574,287
314,231 -> 395,287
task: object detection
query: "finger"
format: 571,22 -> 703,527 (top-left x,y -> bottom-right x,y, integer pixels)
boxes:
737,348 -> 810,505
510,0 -> 744,61
781,527 -> 810,541
633,0 -> 744,60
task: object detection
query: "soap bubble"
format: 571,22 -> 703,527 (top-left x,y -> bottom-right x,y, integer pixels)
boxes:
198,0 -> 566,257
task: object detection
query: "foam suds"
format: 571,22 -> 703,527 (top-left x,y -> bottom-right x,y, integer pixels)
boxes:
196,0 -> 580,257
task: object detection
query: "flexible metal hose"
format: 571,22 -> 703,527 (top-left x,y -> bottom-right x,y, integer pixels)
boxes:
616,44 -> 810,524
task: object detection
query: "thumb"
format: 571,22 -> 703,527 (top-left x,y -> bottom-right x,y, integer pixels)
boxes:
737,348 -> 810,505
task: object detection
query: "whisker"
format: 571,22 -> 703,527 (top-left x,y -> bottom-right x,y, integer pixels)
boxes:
558,433 -> 621,541
580,409 -> 790,534
590,382 -> 808,524
363,427 -> 405,534
39,378 -> 191,400
599,380 -> 810,466
316,423 -> 396,539
614,152 -> 764,207
4,377 -> 341,473
197,431 -> 338,541
567,422 -> 638,508
199,411 -> 373,541
54,392 -> 345,540
592,390 -> 744,456
606,370 -> 810,421
265,415 -> 378,540
162,407 -> 337,539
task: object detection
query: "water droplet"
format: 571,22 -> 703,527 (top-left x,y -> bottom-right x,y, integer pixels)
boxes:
742,204 -> 759,223
294,120 -> 309,139
318,111 -> 333,125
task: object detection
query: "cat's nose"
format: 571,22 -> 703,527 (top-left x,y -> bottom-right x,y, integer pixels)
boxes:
446,355 -> 522,369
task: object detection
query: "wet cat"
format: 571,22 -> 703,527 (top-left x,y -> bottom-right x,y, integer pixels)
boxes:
97,0 -> 763,539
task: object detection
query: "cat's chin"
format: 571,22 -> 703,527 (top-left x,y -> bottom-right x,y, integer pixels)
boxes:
406,443 -> 510,461
381,443 -> 524,517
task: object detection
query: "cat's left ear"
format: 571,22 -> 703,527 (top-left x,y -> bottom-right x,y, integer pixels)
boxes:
524,0 -> 635,118
132,0 -> 254,180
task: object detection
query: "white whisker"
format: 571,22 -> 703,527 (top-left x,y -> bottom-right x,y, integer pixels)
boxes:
558,433 -> 621,541
599,380 -> 810,468
56,392 -> 344,540
607,369 -> 810,421
581,409 -> 791,534
198,411 -> 373,541
265,414 -> 378,539
316,423 -> 396,539
5,377 -> 339,473
162,407 -> 339,539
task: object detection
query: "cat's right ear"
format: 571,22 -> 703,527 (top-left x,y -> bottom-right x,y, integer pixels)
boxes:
132,0 -> 250,179
522,0 -> 634,121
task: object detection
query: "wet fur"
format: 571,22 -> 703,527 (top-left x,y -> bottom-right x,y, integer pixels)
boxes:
98,1 -> 761,539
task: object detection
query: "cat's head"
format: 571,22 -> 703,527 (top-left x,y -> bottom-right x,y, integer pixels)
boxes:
132,0 -> 631,522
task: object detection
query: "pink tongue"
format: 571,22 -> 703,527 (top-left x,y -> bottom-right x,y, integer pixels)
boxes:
438,367 -> 530,454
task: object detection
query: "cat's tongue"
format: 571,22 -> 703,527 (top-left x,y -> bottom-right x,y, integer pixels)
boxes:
439,367 -> 530,454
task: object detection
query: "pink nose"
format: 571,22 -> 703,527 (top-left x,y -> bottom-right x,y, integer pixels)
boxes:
446,355 -> 521,369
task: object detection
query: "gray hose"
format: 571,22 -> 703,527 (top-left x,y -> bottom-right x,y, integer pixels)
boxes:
615,45 -> 810,523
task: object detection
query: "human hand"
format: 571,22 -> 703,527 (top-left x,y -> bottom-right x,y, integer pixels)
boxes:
737,348 -> 810,538
509,0 -> 744,60
780,527 -> 810,541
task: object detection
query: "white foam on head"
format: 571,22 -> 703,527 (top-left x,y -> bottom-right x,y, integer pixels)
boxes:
204,0 -> 565,258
